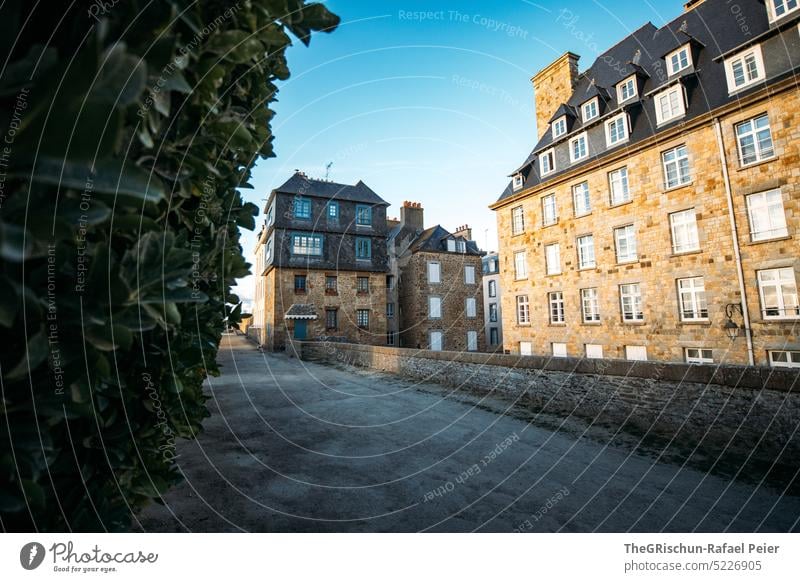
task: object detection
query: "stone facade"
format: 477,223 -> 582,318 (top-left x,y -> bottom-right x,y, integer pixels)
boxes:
531,52 -> 579,140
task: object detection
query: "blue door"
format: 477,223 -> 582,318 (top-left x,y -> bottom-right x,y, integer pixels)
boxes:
294,320 -> 307,340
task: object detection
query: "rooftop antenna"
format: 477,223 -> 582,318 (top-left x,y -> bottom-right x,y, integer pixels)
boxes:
324,161 -> 333,180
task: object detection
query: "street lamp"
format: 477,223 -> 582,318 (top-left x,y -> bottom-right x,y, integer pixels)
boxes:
724,303 -> 745,341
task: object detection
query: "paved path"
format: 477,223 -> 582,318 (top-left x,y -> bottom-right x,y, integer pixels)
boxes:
138,334 -> 800,532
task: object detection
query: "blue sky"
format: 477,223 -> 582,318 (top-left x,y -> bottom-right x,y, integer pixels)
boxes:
234,0 -> 686,303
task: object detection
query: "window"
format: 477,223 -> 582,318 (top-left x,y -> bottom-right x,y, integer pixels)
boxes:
662,145 -> 691,189
447,239 -> 456,252
769,350 -> 800,368
266,202 -> 275,226
513,173 -> 524,191
542,193 -> 558,226
293,198 -> 311,219
586,344 -> 604,359
670,209 -> 700,253
520,341 -> 533,356
428,296 -> 442,319
768,0 -> 799,20
387,332 -> 396,346
569,132 -> 588,162
516,295 -> 530,324
325,275 -> 338,294
514,251 -> 527,280
544,243 -> 561,275
456,239 -> 466,253
573,182 -> 591,216
747,189 -> 788,241
291,233 -> 323,256
582,98 -> 599,122
667,45 -> 692,75
617,76 -> 637,102
355,237 -> 371,260
488,280 -> 497,298
552,343 -> 567,358
465,265 -> 476,284
605,113 -> 629,147
430,331 -> 443,351
466,297 -> 477,318
489,328 -> 499,346
626,345 -> 648,361
685,348 -> 713,364
678,277 -> 708,321
265,238 -> 273,263
609,167 -> 630,205
327,201 -> 339,219
725,46 -> 765,92
540,149 -> 555,176
655,85 -> 686,125
614,224 -> 637,263
552,116 -> 567,139
736,115 -> 774,166
467,331 -> 478,352
357,276 -> 370,294
294,274 -> 307,292
758,268 -> 799,319
427,261 -> 441,284
620,283 -> 644,322
581,288 -> 600,322
577,234 -> 596,269
549,291 -> 565,324
325,308 -> 338,330
356,309 -> 370,330
355,205 -> 372,226
489,303 -> 498,322
386,303 -> 394,318
386,274 -> 395,290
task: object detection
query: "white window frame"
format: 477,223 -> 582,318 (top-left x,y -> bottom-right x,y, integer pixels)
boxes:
581,287 -> 600,322
666,45 -> 692,76
545,243 -> 561,275
540,148 -> 556,176
768,350 -> 800,368
569,132 -> 589,162
520,341 -> 533,356
516,295 -> 530,325
465,297 -> 477,318
605,113 -> 629,147
662,144 -> 691,189
617,75 -> 637,103
512,173 -> 524,191
552,116 -> 567,139
514,251 -> 528,280
577,234 -> 596,269
552,343 -> 568,358
427,261 -> 441,284
572,181 -> 591,217
428,296 -> 442,319
747,189 -> 788,242
488,280 -> 497,298
736,114 -> 775,166
614,224 -> 638,264
511,206 -> 525,235
724,45 -> 766,93
465,265 -> 476,284
620,283 -> 644,322
467,331 -> 478,352
669,209 -> 700,254
758,267 -> 799,320
609,167 -> 630,205
430,331 -> 443,352
678,277 -> 709,321
585,344 -> 604,359
542,193 -> 558,226
767,0 -> 799,23
626,345 -> 648,361
446,239 -> 456,252
549,291 -> 565,324
654,84 -> 686,125
685,348 -> 714,364
582,97 -> 599,122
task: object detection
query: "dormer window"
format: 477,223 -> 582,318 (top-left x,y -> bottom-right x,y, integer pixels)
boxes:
666,45 -> 692,76
605,113 -> 629,147
540,148 -> 556,176
569,132 -> 588,163
447,239 -> 456,252
617,75 -> 637,103
582,98 -> 599,122
654,84 -> 686,125
768,0 -> 799,22
724,45 -> 765,93
552,116 -> 567,139
512,173 -> 524,191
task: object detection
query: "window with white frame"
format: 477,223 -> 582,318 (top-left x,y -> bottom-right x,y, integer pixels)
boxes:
545,243 -> 561,275
724,45 -> 765,92
427,261 -> 441,283
758,267 -> 799,319
586,344 -> 604,359
467,331 -> 478,352
513,173 -> 524,191
569,132 -> 588,162
516,295 -> 530,324
520,341 -> 533,356
581,287 -> 600,322
456,240 -> 466,253
514,251 -> 527,280
488,280 -> 497,298
511,206 -> 525,235
606,113 -> 629,146
465,265 -> 476,284
626,345 -> 648,361
768,0 -> 799,20
430,331 -> 443,351
662,144 -> 691,188
573,181 -> 591,216
655,85 -> 686,125
428,296 -> 442,319
447,239 -> 456,252
617,76 -> 637,102
670,209 -> 700,253
678,277 -> 708,321
466,297 -> 477,318
577,234 -> 596,269
542,193 -> 558,226
552,116 -> 567,139
620,283 -> 644,322
614,224 -> 637,263
540,149 -> 555,175
685,348 -> 714,364
769,350 -> 800,368
582,98 -> 599,122
667,45 -> 692,75
489,303 -> 498,322
549,291 -> 565,324
552,343 -> 567,358
736,114 -> 774,165
609,167 -> 631,205
747,189 -> 788,241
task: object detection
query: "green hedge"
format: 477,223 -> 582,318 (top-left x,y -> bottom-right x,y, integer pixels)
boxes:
0,0 -> 338,531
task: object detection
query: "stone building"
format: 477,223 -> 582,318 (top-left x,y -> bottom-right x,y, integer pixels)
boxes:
252,171 -> 390,350
491,0 -> 800,367
388,202 -> 486,352
482,252 -> 503,350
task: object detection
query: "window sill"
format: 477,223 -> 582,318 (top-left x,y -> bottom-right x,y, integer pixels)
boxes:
356,258 -> 372,262
670,249 -> 703,258
746,234 -> 792,246
757,317 -> 800,324
663,181 -> 693,194
727,79 -> 766,97
581,321 -> 602,326
356,292 -> 370,296
516,323 -> 532,327
548,322 -> 567,327
622,320 -> 646,325
325,290 -> 338,296
737,156 -> 776,171
579,265 -> 597,271
574,212 -> 592,219
617,259 -> 639,266
678,320 -> 711,326
609,199 -> 633,209
511,231 -> 526,238
294,290 -> 307,295
546,272 -> 563,277
542,220 -> 559,229
514,277 -> 529,282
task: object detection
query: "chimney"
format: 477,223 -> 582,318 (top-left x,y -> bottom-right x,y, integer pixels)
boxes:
453,224 -> 472,241
683,0 -> 705,11
531,52 -> 580,141
400,201 -> 424,230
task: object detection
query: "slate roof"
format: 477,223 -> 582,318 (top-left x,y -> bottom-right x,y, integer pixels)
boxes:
496,0 -> 798,205
274,171 -> 389,206
284,304 -> 318,319
408,225 -> 483,255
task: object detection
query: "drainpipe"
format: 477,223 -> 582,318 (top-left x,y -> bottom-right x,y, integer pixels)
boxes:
713,118 -> 755,366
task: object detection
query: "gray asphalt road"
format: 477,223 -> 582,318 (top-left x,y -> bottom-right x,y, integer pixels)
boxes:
137,334 -> 800,532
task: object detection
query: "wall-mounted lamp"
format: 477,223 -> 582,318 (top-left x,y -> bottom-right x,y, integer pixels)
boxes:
724,303 -> 748,341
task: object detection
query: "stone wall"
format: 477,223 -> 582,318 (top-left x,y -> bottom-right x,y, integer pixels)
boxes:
531,52 -> 580,141
299,341 -> 800,463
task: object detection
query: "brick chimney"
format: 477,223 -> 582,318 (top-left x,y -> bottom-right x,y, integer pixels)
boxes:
531,52 -> 580,141
453,224 -> 472,241
400,201 -> 424,230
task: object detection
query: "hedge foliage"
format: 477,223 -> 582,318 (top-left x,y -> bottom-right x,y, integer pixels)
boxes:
0,0 -> 338,531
